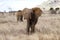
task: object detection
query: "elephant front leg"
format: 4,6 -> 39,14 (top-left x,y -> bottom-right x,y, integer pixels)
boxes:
26,20 -> 30,34
20,15 -> 23,21
27,26 -> 30,34
31,25 -> 35,33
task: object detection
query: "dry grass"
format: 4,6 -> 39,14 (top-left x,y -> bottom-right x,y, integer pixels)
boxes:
0,13 -> 60,40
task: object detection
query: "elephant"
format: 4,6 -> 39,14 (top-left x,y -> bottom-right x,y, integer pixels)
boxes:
15,10 -> 23,22
22,7 -> 42,34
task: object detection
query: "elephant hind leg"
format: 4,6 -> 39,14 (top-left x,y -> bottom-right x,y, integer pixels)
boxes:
17,15 -> 23,22
17,16 -> 20,22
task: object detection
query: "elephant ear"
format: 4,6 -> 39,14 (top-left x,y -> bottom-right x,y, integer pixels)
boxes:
32,7 -> 42,17
15,10 -> 22,16
22,8 -> 32,19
